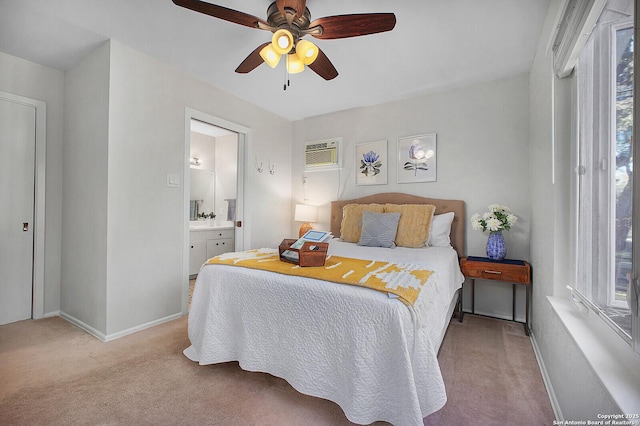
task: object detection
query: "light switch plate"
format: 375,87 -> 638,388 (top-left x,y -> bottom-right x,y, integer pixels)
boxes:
166,173 -> 180,188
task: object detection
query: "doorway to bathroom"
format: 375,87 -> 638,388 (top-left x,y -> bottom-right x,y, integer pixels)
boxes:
182,108 -> 247,313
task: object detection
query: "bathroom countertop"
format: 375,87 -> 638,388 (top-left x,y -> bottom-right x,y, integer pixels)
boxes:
189,221 -> 234,231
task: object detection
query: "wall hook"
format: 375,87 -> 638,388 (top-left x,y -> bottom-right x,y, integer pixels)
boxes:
269,159 -> 275,175
254,156 -> 263,173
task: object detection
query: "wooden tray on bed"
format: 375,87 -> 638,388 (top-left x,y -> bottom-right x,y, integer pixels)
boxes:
278,239 -> 328,267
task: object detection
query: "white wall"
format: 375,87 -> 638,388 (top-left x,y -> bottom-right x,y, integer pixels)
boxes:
61,42 -> 111,333
292,74 -> 531,319
0,52 -> 64,317
107,39 -> 292,335
59,39 -> 293,338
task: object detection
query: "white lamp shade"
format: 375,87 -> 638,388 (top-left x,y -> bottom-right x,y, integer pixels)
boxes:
294,204 -> 318,223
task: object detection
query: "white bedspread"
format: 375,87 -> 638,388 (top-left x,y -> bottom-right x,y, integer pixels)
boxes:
184,241 -> 464,425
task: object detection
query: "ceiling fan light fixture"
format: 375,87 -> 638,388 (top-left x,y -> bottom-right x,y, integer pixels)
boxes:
260,44 -> 281,68
286,53 -> 305,74
295,39 -> 319,65
173,1 -> 396,81
272,29 -> 294,55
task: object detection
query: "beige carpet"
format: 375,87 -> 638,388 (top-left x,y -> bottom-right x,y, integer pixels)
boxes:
0,313 -> 554,425
424,316 -> 554,425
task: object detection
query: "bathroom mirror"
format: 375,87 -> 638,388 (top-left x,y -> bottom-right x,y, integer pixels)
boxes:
189,119 -> 238,226
190,169 -> 215,220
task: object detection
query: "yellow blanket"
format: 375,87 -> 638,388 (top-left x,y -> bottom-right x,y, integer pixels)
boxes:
206,249 -> 433,306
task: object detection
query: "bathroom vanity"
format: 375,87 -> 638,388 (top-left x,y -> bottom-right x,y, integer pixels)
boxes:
189,223 -> 235,276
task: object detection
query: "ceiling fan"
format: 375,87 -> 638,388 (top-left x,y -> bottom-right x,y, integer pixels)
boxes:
172,0 -> 396,81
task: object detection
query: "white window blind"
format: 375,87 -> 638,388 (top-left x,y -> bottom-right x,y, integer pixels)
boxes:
552,0 -> 607,78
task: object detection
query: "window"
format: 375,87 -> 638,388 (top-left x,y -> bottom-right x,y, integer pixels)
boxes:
613,23 -> 633,315
575,0 -> 638,352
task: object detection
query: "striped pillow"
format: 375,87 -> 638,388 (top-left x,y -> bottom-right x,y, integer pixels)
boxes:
357,211 -> 401,248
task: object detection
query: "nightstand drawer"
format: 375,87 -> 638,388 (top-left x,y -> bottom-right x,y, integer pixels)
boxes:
460,258 -> 531,284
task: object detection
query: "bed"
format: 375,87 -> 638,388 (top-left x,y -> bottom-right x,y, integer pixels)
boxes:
184,193 -> 465,425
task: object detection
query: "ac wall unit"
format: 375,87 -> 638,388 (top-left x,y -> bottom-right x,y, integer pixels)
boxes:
304,139 -> 340,169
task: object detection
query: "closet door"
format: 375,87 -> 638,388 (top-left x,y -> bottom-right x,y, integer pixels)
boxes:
0,98 -> 35,325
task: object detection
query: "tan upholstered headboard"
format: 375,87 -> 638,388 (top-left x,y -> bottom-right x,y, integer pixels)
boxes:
330,192 -> 465,258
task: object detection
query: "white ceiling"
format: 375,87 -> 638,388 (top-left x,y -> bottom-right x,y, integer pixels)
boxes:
0,0 -> 551,121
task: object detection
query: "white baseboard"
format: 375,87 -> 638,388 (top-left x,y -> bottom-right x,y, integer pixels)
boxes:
530,331 -> 563,421
59,311 -> 184,342
103,313 -> 183,341
59,311 -> 107,341
43,310 -> 60,318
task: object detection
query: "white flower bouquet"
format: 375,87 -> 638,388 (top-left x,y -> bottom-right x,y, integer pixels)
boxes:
471,204 -> 517,233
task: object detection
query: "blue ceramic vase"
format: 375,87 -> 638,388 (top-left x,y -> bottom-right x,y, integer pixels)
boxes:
486,231 -> 506,260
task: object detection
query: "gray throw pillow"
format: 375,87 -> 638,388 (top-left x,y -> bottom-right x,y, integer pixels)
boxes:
358,210 -> 401,248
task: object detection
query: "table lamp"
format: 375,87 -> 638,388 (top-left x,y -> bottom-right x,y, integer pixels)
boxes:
294,204 -> 318,237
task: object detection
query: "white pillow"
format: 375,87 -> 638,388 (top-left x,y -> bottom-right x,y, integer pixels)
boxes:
427,212 -> 455,247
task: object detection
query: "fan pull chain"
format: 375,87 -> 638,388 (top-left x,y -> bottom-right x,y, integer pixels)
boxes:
284,56 -> 291,91
282,55 -> 293,90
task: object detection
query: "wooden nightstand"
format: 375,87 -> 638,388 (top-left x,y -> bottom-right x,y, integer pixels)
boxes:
460,256 -> 532,335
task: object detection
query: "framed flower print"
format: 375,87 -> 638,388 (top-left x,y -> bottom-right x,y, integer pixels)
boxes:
397,133 -> 436,183
356,140 -> 387,185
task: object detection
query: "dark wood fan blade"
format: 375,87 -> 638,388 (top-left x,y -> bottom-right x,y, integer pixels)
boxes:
235,42 -> 271,74
173,0 -> 269,29
306,13 -> 396,39
276,0 -> 306,20
308,48 -> 338,80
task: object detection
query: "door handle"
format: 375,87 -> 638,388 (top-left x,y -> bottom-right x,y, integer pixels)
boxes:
23,222 -> 29,232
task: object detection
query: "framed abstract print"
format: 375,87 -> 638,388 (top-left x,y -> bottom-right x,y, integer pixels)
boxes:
397,133 -> 436,183
356,140 -> 387,185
